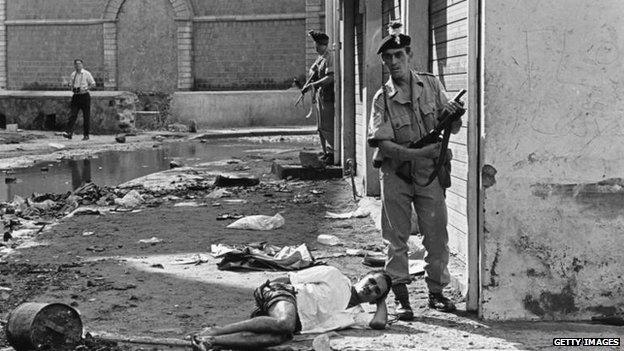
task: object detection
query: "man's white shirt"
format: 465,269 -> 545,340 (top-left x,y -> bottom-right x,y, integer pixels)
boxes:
70,70 -> 95,92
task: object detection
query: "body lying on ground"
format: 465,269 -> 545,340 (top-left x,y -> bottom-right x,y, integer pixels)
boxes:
191,265 -> 392,350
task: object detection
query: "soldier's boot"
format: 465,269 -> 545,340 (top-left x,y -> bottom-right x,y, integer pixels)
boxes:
392,284 -> 414,321
428,292 -> 456,312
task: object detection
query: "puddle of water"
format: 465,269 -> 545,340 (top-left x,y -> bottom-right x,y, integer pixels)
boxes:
1,139 -> 307,201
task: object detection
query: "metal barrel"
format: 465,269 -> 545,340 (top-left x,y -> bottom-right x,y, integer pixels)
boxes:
5,302 -> 83,351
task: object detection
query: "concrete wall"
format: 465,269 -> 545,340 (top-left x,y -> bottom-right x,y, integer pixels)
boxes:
193,19 -> 305,90
117,0 -> 178,92
170,90 -> 315,128
0,91 -> 137,134
481,0 -> 624,320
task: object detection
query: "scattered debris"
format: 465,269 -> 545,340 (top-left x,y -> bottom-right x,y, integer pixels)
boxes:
114,190 -> 144,208
221,199 -> 248,205
48,143 -> 65,150
173,201 -> 203,207
226,213 -> 285,231
325,207 -> 370,219
167,123 -> 189,133
214,242 -> 320,271
169,160 -> 184,169
115,135 -> 126,143
138,237 -> 163,244
82,231 -> 95,237
409,259 -> 426,275
214,173 -> 260,187
150,264 -> 165,269
69,207 -> 103,217
317,234 -> 342,246
86,246 -> 106,253
206,188 -> 232,199
217,213 -> 244,221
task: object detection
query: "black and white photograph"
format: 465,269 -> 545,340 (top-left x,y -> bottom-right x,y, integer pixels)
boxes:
0,0 -> 622,350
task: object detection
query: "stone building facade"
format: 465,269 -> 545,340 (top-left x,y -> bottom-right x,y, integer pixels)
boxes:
0,0 -> 325,92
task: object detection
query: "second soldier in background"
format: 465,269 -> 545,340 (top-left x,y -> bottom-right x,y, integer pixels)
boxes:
303,30 -> 335,165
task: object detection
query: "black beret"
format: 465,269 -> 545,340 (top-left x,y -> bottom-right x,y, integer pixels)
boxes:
308,30 -> 329,45
377,33 -> 411,54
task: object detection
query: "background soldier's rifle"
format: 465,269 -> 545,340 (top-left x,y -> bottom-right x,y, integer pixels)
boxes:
294,69 -> 319,108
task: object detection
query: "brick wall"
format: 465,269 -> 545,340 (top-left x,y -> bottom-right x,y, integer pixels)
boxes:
305,0 -> 326,70
191,0 -> 304,16
6,25 -> 104,90
193,19 -> 305,90
7,0 -> 105,20
1,0 -> 315,92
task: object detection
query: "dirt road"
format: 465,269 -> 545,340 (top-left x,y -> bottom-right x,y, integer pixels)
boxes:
0,134 -> 621,351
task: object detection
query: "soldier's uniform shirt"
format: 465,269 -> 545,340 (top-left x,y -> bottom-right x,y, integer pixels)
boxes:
367,70 -> 452,291
310,50 -> 335,148
310,50 -> 334,102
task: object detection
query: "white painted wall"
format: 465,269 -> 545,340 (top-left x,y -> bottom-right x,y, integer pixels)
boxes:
481,0 -> 624,320
171,90 -> 314,128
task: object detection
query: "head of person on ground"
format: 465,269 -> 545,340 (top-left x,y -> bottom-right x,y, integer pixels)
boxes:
378,21 -> 412,83
309,30 -> 329,55
352,269 -> 392,305
191,266 -> 392,351
73,59 -> 84,73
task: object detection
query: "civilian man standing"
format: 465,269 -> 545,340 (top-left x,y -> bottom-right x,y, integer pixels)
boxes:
368,23 -> 464,320
64,59 -> 95,140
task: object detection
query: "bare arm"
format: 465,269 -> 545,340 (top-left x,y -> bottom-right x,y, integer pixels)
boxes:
310,74 -> 334,89
271,276 -> 291,284
369,299 -> 388,330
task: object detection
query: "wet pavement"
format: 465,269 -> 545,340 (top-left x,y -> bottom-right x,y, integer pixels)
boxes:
1,139 -> 308,201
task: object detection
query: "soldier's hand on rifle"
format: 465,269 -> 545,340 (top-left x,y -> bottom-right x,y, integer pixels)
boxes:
302,82 -> 314,94
406,142 -> 440,160
421,142 -> 442,159
443,100 -> 465,134
443,100 -> 464,117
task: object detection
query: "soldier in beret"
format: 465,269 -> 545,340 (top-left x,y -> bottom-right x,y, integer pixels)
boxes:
303,30 -> 335,164
367,22 -> 464,320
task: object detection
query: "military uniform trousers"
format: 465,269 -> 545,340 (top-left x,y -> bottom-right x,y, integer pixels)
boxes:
380,169 -> 450,293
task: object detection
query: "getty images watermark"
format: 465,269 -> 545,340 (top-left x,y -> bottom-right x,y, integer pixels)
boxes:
553,338 -> 620,347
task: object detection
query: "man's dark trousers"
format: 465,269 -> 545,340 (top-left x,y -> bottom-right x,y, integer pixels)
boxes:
67,93 -> 90,137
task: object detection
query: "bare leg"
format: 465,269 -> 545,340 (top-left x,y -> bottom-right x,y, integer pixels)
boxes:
195,301 -> 297,349
319,131 -> 328,155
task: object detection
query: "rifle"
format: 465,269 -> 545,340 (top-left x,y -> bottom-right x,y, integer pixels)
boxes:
294,69 -> 319,107
395,89 -> 467,186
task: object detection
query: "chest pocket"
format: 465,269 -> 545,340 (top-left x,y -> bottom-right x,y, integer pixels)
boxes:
420,101 -> 438,132
390,113 -> 413,144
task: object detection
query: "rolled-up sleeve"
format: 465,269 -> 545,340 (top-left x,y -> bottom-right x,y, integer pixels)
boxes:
433,77 -> 449,107
325,52 -> 334,75
86,72 -> 96,86
367,89 -> 394,147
